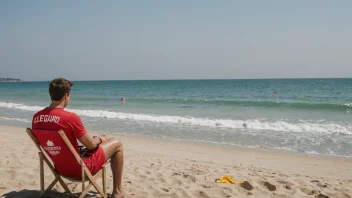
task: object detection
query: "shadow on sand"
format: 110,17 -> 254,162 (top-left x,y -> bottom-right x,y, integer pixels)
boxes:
1,189 -> 102,198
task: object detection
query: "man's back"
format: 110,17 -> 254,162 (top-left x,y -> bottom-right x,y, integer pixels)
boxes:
32,107 -> 86,145
32,107 -> 87,177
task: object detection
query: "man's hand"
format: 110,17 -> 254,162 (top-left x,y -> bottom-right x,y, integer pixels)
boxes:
93,135 -> 107,143
99,135 -> 108,143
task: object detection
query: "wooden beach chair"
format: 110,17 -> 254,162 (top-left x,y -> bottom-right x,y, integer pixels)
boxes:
26,128 -> 110,198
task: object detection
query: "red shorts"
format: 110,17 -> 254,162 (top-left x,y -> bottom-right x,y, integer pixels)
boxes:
82,146 -> 106,175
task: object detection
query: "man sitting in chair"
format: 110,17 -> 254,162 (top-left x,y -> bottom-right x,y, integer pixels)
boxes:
32,78 -> 124,198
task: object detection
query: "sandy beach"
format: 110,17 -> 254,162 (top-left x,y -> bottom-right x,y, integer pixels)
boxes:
0,125 -> 351,198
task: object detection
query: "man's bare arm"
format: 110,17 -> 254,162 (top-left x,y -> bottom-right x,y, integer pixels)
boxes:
78,133 -> 104,150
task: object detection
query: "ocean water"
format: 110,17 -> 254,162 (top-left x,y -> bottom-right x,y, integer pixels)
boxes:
0,79 -> 351,158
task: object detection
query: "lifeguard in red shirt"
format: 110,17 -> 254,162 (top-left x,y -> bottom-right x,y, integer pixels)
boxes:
32,78 -> 125,198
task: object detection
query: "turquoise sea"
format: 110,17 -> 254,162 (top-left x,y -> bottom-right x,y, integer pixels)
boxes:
0,79 -> 351,157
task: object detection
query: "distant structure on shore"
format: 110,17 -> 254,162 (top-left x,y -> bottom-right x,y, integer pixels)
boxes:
0,78 -> 22,82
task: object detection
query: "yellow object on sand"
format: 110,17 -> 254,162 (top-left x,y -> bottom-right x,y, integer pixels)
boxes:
215,176 -> 236,184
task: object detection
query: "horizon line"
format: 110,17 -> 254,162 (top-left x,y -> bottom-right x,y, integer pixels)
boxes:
15,77 -> 352,82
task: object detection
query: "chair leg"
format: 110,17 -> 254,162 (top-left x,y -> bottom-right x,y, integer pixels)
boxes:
90,178 -> 105,197
44,175 -> 60,193
39,152 -> 71,196
82,162 -> 85,192
58,177 -> 71,193
103,166 -> 107,198
40,155 -> 71,193
80,173 -> 100,198
39,153 -> 44,195
80,182 -> 92,198
80,169 -> 105,198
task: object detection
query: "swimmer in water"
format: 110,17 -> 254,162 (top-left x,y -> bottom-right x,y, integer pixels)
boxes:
121,97 -> 125,103
242,123 -> 247,128
274,91 -> 278,95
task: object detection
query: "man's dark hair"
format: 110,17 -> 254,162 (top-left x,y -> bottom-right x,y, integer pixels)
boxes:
49,78 -> 73,101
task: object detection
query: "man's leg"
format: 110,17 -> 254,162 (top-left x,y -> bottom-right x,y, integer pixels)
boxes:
100,138 -> 124,197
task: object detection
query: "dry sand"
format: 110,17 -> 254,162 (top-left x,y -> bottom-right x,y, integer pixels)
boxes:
0,125 -> 351,198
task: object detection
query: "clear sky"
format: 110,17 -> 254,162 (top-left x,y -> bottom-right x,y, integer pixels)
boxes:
1,1 -> 351,81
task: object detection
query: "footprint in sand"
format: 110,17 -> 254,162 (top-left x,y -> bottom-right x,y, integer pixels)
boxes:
300,187 -> 320,195
200,184 -> 211,188
193,190 -> 210,198
260,181 -> 276,191
277,180 -> 293,190
170,177 -> 182,185
161,188 -> 169,192
139,174 -> 147,179
240,181 -> 253,191
316,194 -> 330,198
317,183 -> 328,188
183,174 -> 196,182
311,180 -> 320,183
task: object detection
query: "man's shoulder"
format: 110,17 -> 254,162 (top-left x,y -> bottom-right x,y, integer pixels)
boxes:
63,110 -> 79,117
33,108 -> 48,117
61,110 -> 82,121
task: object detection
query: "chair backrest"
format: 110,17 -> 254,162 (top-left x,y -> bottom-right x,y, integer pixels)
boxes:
27,128 -> 83,177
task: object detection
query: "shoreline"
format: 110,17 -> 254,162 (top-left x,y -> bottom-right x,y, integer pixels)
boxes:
87,126 -> 352,161
114,132 -> 352,160
1,122 -> 352,160
1,125 -> 351,197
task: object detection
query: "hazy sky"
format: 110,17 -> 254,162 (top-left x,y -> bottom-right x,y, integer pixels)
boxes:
1,1 -> 351,81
